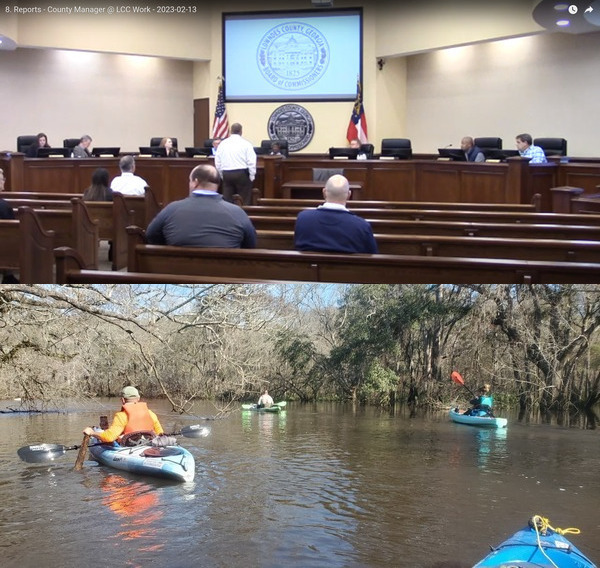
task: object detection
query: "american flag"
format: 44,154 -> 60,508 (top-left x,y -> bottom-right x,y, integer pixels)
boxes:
211,81 -> 229,139
346,78 -> 368,144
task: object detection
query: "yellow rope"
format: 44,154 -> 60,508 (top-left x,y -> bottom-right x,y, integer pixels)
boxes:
531,514 -> 581,536
530,515 -> 582,568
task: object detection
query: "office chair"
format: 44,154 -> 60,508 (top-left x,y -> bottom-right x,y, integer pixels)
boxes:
16,135 -> 38,153
260,139 -> 289,157
380,138 -> 412,159
534,137 -> 567,157
360,143 -> 374,159
150,137 -> 178,148
63,138 -> 81,149
474,137 -> 502,151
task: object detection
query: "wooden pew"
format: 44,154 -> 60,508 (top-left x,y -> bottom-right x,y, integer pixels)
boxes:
0,207 -> 55,283
6,188 -> 161,271
125,226 -> 600,284
30,198 -> 99,269
243,205 -> 600,227
255,230 -> 600,263
252,193 -> 542,212
54,247 -> 278,284
4,198 -> 74,209
551,185 -> 600,214
4,191 -> 84,200
248,215 -> 600,241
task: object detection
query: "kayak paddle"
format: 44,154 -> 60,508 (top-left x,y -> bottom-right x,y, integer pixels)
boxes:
451,371 -> 478,399
17,424 -> 211,463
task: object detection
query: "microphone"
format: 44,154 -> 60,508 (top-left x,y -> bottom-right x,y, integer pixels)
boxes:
443,143 -> 453,148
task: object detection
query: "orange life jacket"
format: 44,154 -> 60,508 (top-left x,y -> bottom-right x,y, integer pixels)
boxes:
122,402 -> 155,434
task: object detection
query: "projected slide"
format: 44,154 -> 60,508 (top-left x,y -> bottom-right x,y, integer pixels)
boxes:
223,9 -> 362,102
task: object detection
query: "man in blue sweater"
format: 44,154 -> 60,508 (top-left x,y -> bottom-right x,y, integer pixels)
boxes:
293,174 -> 378,254
145,164 -> 256,248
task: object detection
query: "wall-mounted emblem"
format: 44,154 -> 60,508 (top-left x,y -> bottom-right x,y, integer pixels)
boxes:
267,104 -> 315,152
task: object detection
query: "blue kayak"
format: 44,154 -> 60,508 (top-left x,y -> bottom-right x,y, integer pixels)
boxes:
449,407 -> 507,428
473,517 -> 597,568
89,441 -> 195,482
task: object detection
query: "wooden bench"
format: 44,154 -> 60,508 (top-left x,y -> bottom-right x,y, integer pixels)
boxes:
0,207 -> 55,283
124,226 -> 600,284
5,191 -> 84,200
252,194 -> 542,212
243,205 -> 600,227
551,185 -> 600,214
6,188 -> 161,270
30,198 -> 99,269
54,247 -> 280,284
255,230 -> 600,263
280,180 -> 364,200
248,215 -> 600,241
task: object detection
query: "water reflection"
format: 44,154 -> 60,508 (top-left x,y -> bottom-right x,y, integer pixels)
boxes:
1,401 -> 599,568
100,474 -> 164,549
475,427 -> 508,472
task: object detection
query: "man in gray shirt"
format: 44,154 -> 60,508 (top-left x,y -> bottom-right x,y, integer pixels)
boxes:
145,164 -> 257,248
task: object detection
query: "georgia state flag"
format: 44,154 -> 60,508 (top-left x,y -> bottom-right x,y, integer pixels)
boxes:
346,79 -> 368,144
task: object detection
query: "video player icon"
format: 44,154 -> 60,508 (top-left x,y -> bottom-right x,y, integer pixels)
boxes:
584,0 -> 600,24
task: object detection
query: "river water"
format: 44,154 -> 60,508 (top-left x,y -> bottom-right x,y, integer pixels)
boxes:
1,401 -> 598,568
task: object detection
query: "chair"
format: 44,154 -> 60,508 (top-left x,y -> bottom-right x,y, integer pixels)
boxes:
380,138 -> 412,159
63,138 -> 81,149
328,147 -> 359,159
16,135 -> 37,154
474,137 -> 502,151
150,137 -> 178,148
360,143 -> 374,159
534,137 -> 567,157
312,168 -> 344,182
260,139 -> 289,157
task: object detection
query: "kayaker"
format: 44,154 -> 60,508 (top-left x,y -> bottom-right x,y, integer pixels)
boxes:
257,389 -> 274,409
468,384 -> 494,417
83,386 -> 165,445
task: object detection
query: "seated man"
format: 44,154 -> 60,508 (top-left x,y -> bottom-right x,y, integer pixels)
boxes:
145,164 -> 256,248
83,386 -> 164,445
71,135 -> 93,158
294,174 -> 378,254
257,389 -> 274,409
460,136 -> 485,162
110,155 -> 148,196
516,133 -> 547,164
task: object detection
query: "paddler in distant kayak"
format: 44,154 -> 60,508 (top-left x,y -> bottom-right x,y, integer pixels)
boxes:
257,389 -> 274,409
465,383 -> 494,417
83,385 -> 164,445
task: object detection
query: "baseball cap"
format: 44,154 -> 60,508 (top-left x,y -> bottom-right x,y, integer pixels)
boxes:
121,386 -> 140,399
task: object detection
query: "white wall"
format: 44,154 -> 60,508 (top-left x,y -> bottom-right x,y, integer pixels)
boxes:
405,31 -> 600,157
0,48 -> 194,152
2,4 -> 600,156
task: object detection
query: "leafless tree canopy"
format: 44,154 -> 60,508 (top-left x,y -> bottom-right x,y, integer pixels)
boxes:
1,284 -> 599,417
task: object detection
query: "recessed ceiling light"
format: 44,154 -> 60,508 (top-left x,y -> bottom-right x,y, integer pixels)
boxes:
556,19 -> 571,25
554,3 -> 570,11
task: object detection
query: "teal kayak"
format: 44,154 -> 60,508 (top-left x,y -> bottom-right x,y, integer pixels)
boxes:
474,516 -> 597,568
242,401 -> 286,413
89,441 -> 195,482
449,407 -> 507,428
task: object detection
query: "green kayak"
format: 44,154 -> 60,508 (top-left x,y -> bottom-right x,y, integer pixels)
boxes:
242,401 -> 287,413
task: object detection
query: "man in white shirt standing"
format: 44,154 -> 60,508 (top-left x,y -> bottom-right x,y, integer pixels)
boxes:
110,155 -> 148,196
214,123 -> 256,205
